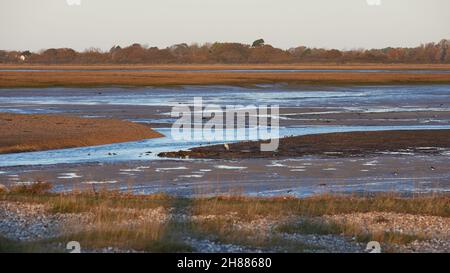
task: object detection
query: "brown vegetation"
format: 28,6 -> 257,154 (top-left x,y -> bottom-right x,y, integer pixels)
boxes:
1,70 -> 450,88
0,184 -> 448,253
0,113 -> 163,154
1,39 -> 449,64
2,64 -> 450,71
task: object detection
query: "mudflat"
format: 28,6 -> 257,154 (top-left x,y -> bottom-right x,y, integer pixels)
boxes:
159,130 -> 450,159
0,113 -> 163,154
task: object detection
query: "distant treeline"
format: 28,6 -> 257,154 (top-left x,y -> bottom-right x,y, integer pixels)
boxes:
1,39 -> 449,64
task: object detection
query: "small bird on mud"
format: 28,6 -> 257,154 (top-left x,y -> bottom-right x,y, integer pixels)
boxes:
224,143 -> 230,151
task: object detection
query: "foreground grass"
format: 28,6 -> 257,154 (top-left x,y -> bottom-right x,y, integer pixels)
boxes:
276,218 -> 424,246
0,183 -> 449,253
3,186 -> 449,217
0,235 -> 29,253
0,235 -> 54,253
190,194 -> 450,218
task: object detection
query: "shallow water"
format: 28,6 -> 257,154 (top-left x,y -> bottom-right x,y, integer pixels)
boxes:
0,84 -> 450,167
1,125 -> 450,167
1,84 -> 450,196
1,84 -> 449,112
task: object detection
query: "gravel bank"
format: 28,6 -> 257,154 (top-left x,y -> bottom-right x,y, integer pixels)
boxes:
0,201 -> 88,241
1,201 -> 448,253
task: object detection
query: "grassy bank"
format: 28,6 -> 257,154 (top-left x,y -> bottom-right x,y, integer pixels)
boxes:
1,69 -> 450,88
0,113 -> 163,154
2,64 -> 450,71
0,183 -> 449,253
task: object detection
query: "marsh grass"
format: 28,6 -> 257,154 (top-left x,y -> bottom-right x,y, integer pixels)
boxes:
0,235 -> 29,253
51,222 -> 193,253
275,218 -> 425,246
10,181 -> 53,195
0,113 -> 163,154
0,184 -> 448,252
0,235 -> 58,253
2,64 -> 450,71
1,70 -> 450,88
191,194 -> 450,219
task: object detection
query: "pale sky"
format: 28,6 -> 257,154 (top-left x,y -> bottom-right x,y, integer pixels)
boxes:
1,0 -> 449,52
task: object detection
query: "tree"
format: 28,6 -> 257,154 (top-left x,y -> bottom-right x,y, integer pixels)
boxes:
210,43 -> 250,63
1,39 -> 449,64
170,43 -> 192,63
21,50 -> 32,57
248,45 -> 291,63
252,39 -> 265,47
438,39 -> 449,63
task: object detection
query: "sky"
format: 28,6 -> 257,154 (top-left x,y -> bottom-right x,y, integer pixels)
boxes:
1,0 -> 449,52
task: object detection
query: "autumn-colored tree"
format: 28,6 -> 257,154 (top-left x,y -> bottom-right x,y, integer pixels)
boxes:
77,48 -> 109,64
210,43 -> 250,63
170,43 -> 192,63
1,39 -> 450,64
438,39 -> 448,63
189,43 -> 211,63
248,45 -> 292,63
147,47 -> 176,64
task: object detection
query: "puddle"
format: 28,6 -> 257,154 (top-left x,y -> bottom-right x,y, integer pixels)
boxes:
155,166 -> 189,172
82,180 -> 118,185
57,173 -> 83,179
214,165 -> 248,170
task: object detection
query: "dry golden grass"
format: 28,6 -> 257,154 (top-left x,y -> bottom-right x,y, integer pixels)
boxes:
54,208 -> 193,252
0,113 -> 163,154
1,69 -> 450,88
2,64 -> 450,71
1,184 -> 448,252
4,184 -> 449,218
276,218 -> 424,246
190,194 -> 450,219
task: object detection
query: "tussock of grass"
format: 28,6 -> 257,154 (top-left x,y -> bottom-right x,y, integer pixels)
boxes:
10,182 -> 53,195
48,192 -> 175,214
276,218 -> 425,246
0,235 -> 54,253
191,194 -> 450,219
54,224 -> 193,253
